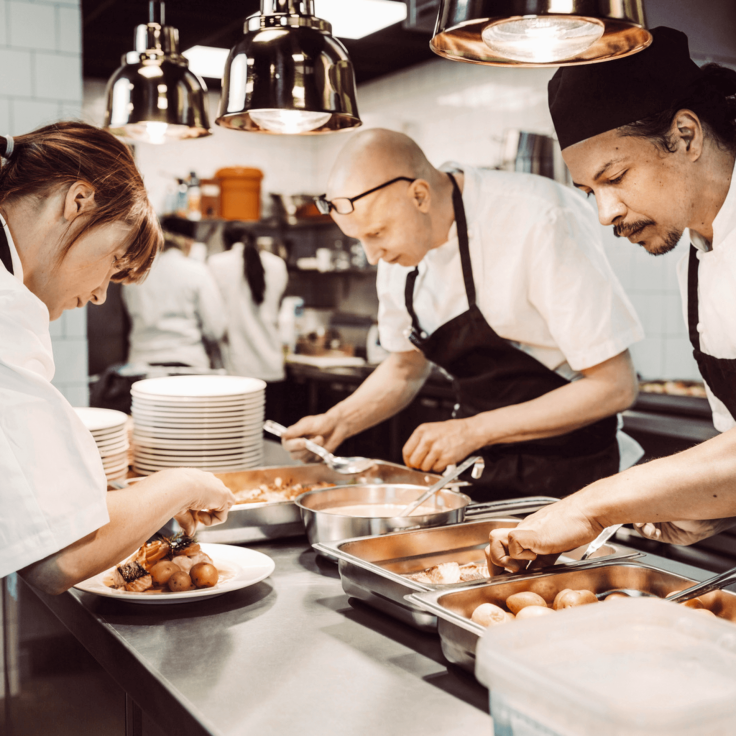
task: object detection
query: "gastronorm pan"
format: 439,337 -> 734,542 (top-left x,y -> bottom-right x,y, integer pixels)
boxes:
193,462 -> 446,544
407,561 -> 736,674
314,512 -> 636,631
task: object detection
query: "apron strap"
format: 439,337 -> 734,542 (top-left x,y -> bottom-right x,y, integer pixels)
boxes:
0,222 -> 13,275
687,244 -> 701,351
404,266 -> 422,336
448,172 -> 476,308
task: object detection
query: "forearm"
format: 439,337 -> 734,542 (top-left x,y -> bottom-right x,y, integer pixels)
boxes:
467,372 -> 632,447
578,428 -> 736,527
20,471 -> 191,594
329,352 -> 430,438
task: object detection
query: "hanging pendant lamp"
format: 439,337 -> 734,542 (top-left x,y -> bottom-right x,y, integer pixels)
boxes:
431,0 -> 652,67
104,1 -> 211,144
216,0 -> 361,135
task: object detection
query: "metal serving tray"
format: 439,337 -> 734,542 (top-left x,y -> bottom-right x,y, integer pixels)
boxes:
408,562 -> 736,674
195,462 -> 445,544
314,511 -> 636,632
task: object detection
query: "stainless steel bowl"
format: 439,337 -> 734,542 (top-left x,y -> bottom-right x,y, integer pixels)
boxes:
296,483 -> 471,549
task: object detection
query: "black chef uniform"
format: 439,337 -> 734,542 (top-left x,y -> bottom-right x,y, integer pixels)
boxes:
404,173 -> 620,502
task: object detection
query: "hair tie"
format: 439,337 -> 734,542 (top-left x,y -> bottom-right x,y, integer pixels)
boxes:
2,135 -> 13,159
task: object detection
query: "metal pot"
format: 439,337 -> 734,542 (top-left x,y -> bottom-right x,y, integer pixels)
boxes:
296,483 -> 471,549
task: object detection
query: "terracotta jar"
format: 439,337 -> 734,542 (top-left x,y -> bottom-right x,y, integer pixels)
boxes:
216,167 -> 264,221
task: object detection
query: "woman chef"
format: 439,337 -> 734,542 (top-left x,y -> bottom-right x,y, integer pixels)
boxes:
283,128 -> 644,501
489,28 -> 736,571
0,122 -> 235,594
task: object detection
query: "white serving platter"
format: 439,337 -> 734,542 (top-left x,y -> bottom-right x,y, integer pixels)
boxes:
74,544 -> 274,605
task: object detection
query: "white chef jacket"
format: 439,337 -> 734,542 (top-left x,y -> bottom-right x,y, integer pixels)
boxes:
680,157 -> 736,432
377,165 -> 645,469
208,245 -> 288,381
0,215 -> 109,579
122,247 -> 227,369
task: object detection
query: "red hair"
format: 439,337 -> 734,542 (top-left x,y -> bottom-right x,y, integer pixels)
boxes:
0,121 -> 161,283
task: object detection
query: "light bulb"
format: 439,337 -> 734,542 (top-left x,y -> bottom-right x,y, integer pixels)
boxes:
143,121 -> 169,144
482,16 -> 604,63
249,109 -> 332,135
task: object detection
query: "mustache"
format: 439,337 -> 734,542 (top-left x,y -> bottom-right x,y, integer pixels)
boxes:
613,219 -> 656,239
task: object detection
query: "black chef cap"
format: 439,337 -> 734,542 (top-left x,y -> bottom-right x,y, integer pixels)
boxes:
549,27 -> 703,150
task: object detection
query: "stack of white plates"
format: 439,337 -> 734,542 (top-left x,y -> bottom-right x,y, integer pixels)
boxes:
130,375 -> 266,475
74,407 -> 130,483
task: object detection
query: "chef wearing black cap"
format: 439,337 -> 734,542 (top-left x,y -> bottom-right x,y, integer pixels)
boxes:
489,27 -> 736,570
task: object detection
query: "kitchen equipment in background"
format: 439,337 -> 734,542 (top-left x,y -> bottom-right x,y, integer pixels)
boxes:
475,598 -> 736,736
104,0 -> 211,144
264,420 -> 375,474
200,178 -> 221,219
278,296 -> 305,354
499,130 -> 569,185
73,407 -> 130,483
216,0 -> 361,135
430,0 -> 651,67
216,167 -> 263,221
366,323 -> 390,365
130,375 -> 266,475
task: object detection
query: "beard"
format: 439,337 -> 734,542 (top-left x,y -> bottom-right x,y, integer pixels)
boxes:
613,218 -> 682,256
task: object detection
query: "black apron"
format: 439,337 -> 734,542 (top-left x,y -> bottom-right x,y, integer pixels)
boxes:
404,173 -> 619,501
0,223 -> 13,275
687,245 -> 736,418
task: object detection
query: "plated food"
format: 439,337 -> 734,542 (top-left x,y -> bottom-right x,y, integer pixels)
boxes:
639,379 -> 707,398
233,477 -> 334,505
76,542 -> 275,604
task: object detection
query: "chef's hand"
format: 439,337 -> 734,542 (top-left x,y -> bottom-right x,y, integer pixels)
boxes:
171,468 -> 237,536
486,497 -> 604,573
402,418 -> 479,472
634,517 -> 736,546
281,412 -> 348,463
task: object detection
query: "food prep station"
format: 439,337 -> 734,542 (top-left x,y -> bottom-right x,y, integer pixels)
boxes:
18,441 -> 736,736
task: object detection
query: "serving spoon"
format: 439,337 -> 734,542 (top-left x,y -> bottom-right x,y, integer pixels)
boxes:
399,455 -> 485,517
264,420 -> 376,475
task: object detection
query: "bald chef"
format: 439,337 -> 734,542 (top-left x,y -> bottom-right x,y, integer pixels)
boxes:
282,129 -> 644,501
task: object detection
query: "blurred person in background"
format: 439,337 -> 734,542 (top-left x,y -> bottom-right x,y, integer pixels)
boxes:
123,216 -> 226,369
209,223 -> 288,418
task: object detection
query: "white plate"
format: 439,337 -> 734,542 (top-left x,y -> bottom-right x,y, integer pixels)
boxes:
131,404 -> 264,417
133,460 -> 261,474
95,432 -> 128,446
91,427 -> 129,442
102,456 -> 129,468
132,449 -> 263,463
75,407 -> 128,432
74,544 -> 274,605
131,375 -> 267,399
98,443 -> 130,457
133,435 -> 262,450
131,428 -> 263,440
131,421 -> 263,433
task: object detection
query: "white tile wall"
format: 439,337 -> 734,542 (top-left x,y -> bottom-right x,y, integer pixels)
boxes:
0,0 -> 87,405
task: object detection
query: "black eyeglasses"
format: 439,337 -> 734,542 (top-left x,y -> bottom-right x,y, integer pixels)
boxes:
314,176 -> 416,215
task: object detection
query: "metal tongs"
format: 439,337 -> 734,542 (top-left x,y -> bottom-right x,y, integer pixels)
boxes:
399,455 -> 485,517
666,564 -> 736,605
581,524 -> 624,561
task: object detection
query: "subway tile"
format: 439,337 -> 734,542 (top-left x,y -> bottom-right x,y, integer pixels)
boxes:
629,294 -> 664,338
60,382 -> 89,407
58,100 -> 81,120
630,246 -> 667,293
11,98 -> 58,134
630,338 -> 664,380
50,336 -> 87,384
662,337 -> 700,381
0,1 -> 7,46
0,98 -> 10,133
663,292 -> 688,337
34,51 -> 82,101
63,305 -> 86,338
8,1 -> 55,50
57,6 -> 80,54
0,48 -> 33,97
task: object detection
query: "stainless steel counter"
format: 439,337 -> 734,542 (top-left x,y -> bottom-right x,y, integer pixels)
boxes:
29,536 -> 492,736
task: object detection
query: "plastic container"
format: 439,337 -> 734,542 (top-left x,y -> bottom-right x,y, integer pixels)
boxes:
216,167 -> 263,221
475,597 -> 736,736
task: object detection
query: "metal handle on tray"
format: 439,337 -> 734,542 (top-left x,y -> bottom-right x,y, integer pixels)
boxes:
464,496 -> 559,519
264,420 -> 332,462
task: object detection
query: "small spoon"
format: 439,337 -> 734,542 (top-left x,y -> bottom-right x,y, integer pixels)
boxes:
264,420 -> 376,475
580,524 -> 623,561
399,455 -> 485,517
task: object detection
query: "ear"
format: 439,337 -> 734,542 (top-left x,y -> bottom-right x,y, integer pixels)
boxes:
62,181 -> 96,223
671,110 -> 704,161
409,179 -> 431,213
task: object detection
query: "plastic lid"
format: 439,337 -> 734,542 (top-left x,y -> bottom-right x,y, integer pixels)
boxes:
476,597 -> 736,735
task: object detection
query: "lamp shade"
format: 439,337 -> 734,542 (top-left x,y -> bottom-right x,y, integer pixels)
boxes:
105,24 -> 211,144
431,0 -> 652,67
216,4 -> 361,134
